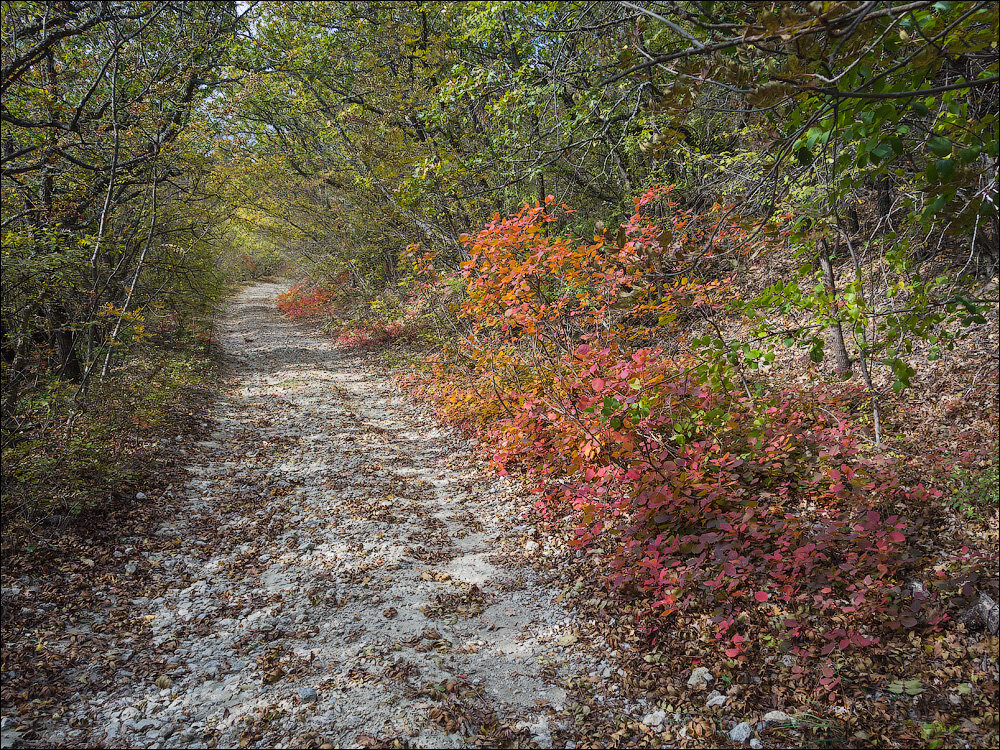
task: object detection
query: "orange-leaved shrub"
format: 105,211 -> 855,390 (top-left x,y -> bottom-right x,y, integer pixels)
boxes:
276,284 -> 337,318
402,188 -> 980,657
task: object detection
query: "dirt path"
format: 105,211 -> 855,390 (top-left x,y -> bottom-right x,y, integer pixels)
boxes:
32,283 -> 597,748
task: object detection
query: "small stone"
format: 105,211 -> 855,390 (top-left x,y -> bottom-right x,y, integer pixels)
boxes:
136,492 -> 147,500
297,687 -> 318,703
729,721 -> 753,744
762,710 -> 794,725
962,592 -> 1000,636
687,666 -> 714,689
524,540 -> 539,553
705,690 -> 727,708
641,710 -> 666,728
750,739 -> 762,749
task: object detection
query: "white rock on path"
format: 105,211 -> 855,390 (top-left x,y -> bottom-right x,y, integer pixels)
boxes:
705,689 -> 727,708
963,592 -> 1000,636
641,709 -> 666,728
762,710 -> 794,724
687,666 -> 714,689
729,721 -> 753,743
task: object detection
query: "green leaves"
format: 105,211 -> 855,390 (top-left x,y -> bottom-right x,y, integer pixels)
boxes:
954,296 -> 987,327
808,337 -> 825,364
885,357 -> 916,393
958,145 -> 982,164
923,192 -> 948,218
934,158 -> 955,180
927,136 -> 952,157
870,143 -> 892,162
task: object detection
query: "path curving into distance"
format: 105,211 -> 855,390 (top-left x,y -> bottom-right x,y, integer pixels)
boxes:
35,282 -> 603,749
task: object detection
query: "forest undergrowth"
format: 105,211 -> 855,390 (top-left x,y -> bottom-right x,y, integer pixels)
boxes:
0,313 -> 220,558
278,190 -> 999,748
0,313 -> 223,729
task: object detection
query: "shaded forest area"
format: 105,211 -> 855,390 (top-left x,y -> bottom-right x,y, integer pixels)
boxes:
3,2 -> 999,748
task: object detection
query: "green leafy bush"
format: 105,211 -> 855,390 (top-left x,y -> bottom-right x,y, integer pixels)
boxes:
948,447 -> 1000,520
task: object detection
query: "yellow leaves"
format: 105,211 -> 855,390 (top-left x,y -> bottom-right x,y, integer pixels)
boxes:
97,302 -> 144,322
97,302 -> 123,318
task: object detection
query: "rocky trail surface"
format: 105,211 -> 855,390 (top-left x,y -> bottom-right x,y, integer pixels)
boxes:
17,283 -> 605,749
6,288 -> 997,750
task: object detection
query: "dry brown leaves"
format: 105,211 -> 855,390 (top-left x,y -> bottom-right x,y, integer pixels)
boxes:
421,582 -> 489,620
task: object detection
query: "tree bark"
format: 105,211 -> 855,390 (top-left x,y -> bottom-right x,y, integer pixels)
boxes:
818,239 -> 853,374
45,303 -> 82,381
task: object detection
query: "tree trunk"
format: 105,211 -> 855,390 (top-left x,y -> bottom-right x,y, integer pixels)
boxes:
877,175 -> 892,218
818,239 -> 853,374
846,204 -> 860,234
45,304 -> 82,381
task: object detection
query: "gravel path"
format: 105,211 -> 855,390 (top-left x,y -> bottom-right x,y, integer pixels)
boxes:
32,282 -> 594,749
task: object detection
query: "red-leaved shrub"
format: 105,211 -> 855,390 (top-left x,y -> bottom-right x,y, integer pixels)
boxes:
399,190 -> 972,656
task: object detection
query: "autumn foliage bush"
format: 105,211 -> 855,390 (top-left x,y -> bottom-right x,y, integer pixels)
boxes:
276,283 -> 337,318
400,189 -> 986,657
277,281 -> 427,350
334,320 -> 423,350
494,370 -> 946,652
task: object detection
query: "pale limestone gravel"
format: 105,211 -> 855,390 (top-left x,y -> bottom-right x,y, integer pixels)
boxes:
38,282 -> 599,749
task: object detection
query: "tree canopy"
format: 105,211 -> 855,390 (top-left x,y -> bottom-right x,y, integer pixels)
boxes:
2,5 -> 997,746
